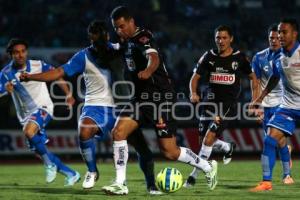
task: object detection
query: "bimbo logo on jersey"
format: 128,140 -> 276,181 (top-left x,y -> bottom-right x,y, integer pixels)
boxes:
209,73 -> 235,85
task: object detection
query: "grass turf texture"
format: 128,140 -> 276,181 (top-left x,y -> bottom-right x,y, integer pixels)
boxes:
0,161 -> 299,200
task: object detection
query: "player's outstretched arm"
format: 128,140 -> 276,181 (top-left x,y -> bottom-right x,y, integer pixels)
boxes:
20,67 -> 65,82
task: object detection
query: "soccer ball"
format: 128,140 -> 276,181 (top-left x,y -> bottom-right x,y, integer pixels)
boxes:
155,167 -> 183,193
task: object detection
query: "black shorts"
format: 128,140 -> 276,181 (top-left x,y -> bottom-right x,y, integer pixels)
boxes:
198,102 -> 237,137
119,100 -> 177,138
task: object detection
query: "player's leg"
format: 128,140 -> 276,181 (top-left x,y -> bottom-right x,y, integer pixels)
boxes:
128,128 -> 162,194
24,110 -> 79,186
157,135 -> 218,190
102,116 -> 138,195
251,108 -> 295,192
250,127 -> 284,191
79,106 -> 117,189
277,136 -> 294,184
263,107 -> 293,184
79,117 -> 100,189
183,119 -> 209,187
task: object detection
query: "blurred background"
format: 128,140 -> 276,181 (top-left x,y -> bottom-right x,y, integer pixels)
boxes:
1,0 -> 300,159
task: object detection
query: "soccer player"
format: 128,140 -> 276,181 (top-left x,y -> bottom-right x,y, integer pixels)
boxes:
101,6 -> 218,195
184,25 -> 259,187
20,20 -> 162,194
250,18 -> 299,192
251,24 -> 294,185
0,38 -> 80,186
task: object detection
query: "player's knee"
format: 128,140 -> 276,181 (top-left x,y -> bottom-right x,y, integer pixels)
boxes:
112,127 -> 126,141
160,147 -> 180,161
23,128 -> 36,139
79,127 -> 94,140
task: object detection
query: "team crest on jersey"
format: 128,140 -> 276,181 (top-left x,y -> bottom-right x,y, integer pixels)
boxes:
263,65 -> 269,72
231,61 -> 238,70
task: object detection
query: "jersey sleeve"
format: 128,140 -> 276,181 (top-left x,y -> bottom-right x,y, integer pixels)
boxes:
41,61 -> 55,72
194,51 -> 209,75
0,72 -> 8,95
240,53 -> 252,75
251,54 -> 261,79
62,50 -> 86,77
135,30 -> 158,56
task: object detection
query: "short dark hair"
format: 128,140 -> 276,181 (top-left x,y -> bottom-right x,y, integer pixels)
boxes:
6,38 -> 28,55
110,6 -> 132,21
280,17 -> 299,32
214,25 -> 233,37
268,23 -> 278,34
88,20 -> 108,37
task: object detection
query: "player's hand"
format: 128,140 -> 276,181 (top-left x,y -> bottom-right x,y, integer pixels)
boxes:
5,82 -> 14,93
19,72 -> 31,82
190,93 -> 200,103
65,95 -> 75,109
249,97 -> 262,110
138,69 -> 152,80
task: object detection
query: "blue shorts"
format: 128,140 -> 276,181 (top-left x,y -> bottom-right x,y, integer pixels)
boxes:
267,107 -> 300,135
263,106 -> 278,135
26,109 -> 52,150
79,106 -> 116,141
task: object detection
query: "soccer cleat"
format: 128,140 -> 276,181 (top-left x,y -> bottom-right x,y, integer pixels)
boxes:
148,186 -> 164,195
223,142 -> 236,165
45,164 -> 57,183
183,176 -> 196,188
64,171 -> 81,186
250,181 -> 272,192
282,175 -> 294,185
82,171 -> 99,189
287,145 -> 293,168
102,182 -> 129,195
205,160 -> 218,190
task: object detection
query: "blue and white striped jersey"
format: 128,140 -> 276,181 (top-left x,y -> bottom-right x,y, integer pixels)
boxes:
273,42 -> 300,109
252,48 -> 283,107
62,45 -> 115,107
0,60 -> 54,124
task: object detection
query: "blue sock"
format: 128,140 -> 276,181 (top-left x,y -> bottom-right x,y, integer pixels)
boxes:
278,145 -> 291,178
79,138 -> 97,172
51,154 -> 76,177
30,134 -> 54,166
261,136 -> 277,181
137,153 -> 155,189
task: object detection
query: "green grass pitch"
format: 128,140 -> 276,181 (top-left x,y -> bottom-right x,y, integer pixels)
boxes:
0,160 -> 300,200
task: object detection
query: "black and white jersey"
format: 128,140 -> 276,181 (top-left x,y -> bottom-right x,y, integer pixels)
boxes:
122,28 -> 174,101
195,49 -> 252,103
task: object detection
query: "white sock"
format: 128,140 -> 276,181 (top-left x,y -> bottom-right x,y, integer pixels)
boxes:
199,144 -> 213,160
214,139 -> 230,152
190,144 -> 213,178
113,140 -> 128,184
177,147 -> 212,173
